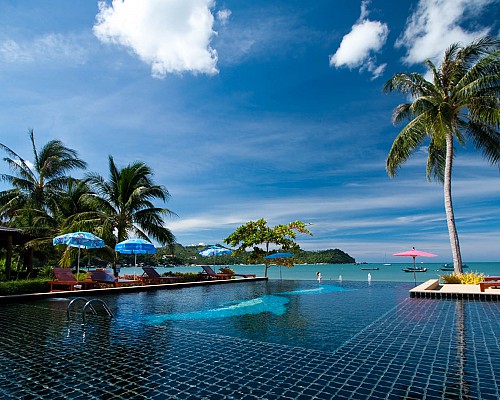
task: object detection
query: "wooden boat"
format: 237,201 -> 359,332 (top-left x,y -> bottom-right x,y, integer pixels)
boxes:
441,263 -> 468,271
442,263 -> 468,267
402,267 -> 427,273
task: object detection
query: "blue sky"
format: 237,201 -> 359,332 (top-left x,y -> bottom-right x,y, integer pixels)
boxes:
0,0 -> 499,262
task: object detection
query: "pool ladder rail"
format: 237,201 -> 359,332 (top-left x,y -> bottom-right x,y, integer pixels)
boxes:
67,297 -> 114,326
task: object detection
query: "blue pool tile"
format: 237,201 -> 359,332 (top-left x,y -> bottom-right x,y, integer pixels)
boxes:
1,283 -> 500,399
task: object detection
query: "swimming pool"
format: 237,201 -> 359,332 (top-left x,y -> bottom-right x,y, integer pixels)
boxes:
1,280 -> 499,399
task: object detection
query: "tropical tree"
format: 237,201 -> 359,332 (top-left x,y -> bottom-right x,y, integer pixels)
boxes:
224,218 -> 313,277
0,130 -> 87,277
384,36 -> 500,274
84,155 -> 176,272
0,129 -> 87,220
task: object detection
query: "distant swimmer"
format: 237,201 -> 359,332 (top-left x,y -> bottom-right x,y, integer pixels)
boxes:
316,271 -> 322,282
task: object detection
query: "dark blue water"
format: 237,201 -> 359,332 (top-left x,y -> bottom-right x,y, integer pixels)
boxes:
137,280 -> 411,351
1,280 -> 499,399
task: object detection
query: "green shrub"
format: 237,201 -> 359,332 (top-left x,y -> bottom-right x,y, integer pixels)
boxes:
459,271 -> 484,285
0,279 -> 50,296
219,267 -> 235,274
441,274 -> 461,284
441,271 -> 485,285
38,266 -> 56,279
161,271 -> 202,283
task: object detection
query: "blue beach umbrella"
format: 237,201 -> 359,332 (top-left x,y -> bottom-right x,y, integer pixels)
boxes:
265,252 -> 294,280
199,245 -> 232,267
115,238 -> 156,264
53,231 -> 105,277
115,238 -> 156,278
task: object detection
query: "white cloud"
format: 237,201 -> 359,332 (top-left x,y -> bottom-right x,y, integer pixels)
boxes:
93,0 -> 218,77
329,1 -> 389,79
217,9 -> 231,26
396,0 -> 495,64
0,34 -> 87,64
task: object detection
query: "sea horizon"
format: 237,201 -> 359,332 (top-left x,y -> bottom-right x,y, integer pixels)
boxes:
119,261 -> 500,284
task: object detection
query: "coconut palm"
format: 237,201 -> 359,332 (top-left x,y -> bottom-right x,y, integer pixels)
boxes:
384,36 -> 500,274
0,129 -> 87,277
0,129 -> 87,222
85,156 -> 176,265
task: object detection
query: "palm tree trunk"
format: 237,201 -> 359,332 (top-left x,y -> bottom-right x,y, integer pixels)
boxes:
444,133 -> 463,274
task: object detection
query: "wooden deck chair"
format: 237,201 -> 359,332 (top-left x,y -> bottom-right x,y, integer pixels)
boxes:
142,266 -> 181,285
90,270 -> 142,287
199,265 -> 232,280
49,268 -> 91,291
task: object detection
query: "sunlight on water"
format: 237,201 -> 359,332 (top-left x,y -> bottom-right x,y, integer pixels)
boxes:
146,283 -> 355,324
147,295 -> 289,323
279,284 -> 353,295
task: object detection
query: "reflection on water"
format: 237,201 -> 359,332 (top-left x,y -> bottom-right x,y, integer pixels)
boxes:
147,295 -> 289,322
146,283 -> 352,323
278,284 -> 352,295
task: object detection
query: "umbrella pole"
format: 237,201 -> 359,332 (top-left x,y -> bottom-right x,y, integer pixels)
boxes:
413,256 -> 416,286
77,247 -> 81,278
134,253 -> 137,279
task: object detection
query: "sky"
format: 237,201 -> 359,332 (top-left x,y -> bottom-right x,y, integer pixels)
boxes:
0,0 -> 499,262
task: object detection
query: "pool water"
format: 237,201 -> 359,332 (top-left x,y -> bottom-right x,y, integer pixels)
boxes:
1,280 -> 499,399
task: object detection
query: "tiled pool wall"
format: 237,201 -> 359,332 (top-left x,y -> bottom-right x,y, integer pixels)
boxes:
0,281 -> 499,399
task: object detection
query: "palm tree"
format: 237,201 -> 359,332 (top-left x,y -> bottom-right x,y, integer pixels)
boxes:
384,36 -> 500,275
85,156 -> 176,269
0,129 -> 87,276
0,129 -> 87,220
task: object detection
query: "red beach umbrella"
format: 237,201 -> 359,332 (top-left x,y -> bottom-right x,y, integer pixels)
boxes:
393,247 -> 437,285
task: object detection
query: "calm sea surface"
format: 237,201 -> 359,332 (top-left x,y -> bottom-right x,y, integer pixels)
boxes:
121,262 -> 500,283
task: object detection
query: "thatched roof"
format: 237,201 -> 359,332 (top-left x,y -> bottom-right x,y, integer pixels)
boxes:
0,227 -> 31,247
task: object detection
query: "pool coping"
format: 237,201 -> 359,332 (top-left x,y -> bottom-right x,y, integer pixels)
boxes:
0,276 -> 268,303
410,279 -> 500,300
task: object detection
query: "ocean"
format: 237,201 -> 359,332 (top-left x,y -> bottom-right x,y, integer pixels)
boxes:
119,261 -> 500,283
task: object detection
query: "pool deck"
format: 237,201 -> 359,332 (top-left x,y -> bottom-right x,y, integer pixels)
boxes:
410,279 -> 500,300
0,276 -> 268,303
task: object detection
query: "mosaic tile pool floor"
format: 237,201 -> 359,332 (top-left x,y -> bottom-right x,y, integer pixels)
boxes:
1,283 -> 499,399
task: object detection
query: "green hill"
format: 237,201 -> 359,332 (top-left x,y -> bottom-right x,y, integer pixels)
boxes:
154,244 -> 355,266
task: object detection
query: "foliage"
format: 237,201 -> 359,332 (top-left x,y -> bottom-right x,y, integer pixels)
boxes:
38,266 -> 56,279
160,271 -> 203,283
385,36 -> 500,275
224,219 -> 313,277
84,156 -> 176,247
75,271 -> 90,281
0,279 -> 50,295
459,271 -> 485,285
295,249 -> 355,264
0,130 -> 88,276
441,271 -> 485,284
219,267 -> 234,274
155,244 -> 355,266
441,274 -> 461,284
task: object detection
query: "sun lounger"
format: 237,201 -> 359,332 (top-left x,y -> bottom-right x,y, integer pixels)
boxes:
141,266 -> 181,285
90,270 -> 142,287
49,268 -> 94,291
479,277 -> 500,292
230,272 -> 256,278
199,265 -> 232,280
